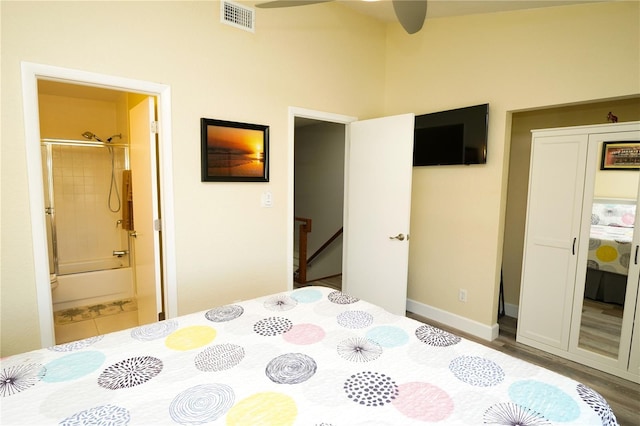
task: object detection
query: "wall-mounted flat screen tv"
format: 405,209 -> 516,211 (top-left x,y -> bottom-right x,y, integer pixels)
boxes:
413,103 -> 489,166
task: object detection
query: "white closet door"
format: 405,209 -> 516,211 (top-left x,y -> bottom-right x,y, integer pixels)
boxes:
517,133 -> 589,350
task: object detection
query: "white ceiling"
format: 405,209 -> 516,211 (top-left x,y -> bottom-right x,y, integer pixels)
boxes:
338,0 -> 612,23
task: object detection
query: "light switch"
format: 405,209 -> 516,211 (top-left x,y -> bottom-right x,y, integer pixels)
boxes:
261,191 -> 273,207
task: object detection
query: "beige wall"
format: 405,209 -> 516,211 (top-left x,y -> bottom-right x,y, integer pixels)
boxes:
1,1 -> 639,356
384,2 -> 640,325
0,0 -> 386,356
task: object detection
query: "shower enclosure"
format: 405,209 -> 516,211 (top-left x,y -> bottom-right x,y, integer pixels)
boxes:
42,137 -> 134,311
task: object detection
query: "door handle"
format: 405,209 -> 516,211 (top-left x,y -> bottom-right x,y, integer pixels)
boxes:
129,231 -> 138,238
389,233 -> 405,241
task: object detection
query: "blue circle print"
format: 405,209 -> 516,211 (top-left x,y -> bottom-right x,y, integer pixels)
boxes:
43,351 -> 106,382
509,380 -> 580,422
291,288 -> 323,303
366,326 -> 409,348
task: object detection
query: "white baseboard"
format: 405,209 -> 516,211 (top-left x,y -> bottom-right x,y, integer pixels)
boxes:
504,302 -> 519,318
407,298 -> 500,341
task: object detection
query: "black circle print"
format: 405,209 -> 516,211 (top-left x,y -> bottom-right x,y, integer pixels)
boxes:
576,383 -> 618,426
449,355 -> 504,387
169,383 -> 235,425
60,404 -> 131,426
131,320 -> 178,341
336,311 -> 373,329
343,371 -> 399,407
97,356 -> 163,390
328,291 -> 359,305
337,337 -> 382,362
483,402 -> 550,426
50,335 -> 104,352
415,324 -> 461,347
264,295 -> 298,311
265,353 -> 317,384
205,305 -> 244,322
0,363 -> 45,397
253,317 -> 293,336
194,344 -> 245,372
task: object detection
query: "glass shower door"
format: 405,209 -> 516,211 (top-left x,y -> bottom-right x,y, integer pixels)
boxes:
41,140 -> 131,276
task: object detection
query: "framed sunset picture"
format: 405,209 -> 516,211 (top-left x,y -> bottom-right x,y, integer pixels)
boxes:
200,118 -> 269,182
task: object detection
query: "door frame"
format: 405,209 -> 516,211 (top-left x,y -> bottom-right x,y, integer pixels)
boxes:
21,62 -> 178,348
287,107 -> 356,290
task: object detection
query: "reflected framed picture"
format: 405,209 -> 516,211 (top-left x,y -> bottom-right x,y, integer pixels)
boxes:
201,118 -> 269,182
600,141 -> 640,170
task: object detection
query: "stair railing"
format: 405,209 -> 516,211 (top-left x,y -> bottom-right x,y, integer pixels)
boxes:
307,227 -> 343,268
295,217 -> 312,284
294,216 -> 343,284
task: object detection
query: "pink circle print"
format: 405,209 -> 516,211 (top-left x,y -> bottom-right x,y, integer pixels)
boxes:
283,324 -> 325,345
393,382 -> 453,421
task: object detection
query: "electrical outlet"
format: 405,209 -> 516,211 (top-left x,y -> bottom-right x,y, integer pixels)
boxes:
458,289 -> 467,302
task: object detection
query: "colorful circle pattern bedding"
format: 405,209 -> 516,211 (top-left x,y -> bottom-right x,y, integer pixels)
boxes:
0,286 -> 618,425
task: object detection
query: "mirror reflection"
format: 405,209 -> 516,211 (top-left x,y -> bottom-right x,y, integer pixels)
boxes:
578,144 -> 638,359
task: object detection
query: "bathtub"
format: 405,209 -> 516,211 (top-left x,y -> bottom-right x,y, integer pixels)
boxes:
52,261 -> 134,311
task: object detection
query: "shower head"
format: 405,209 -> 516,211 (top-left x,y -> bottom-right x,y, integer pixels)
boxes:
81,131 -> 103,142
106,134 -> 123,143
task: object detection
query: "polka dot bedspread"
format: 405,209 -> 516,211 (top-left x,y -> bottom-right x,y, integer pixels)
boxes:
0,286 -> 617,425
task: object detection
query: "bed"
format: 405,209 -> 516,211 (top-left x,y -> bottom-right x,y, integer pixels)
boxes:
586,200 -> 636,305
1,286 -> 618,425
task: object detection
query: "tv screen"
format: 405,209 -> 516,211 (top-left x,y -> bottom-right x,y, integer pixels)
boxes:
413,103 -> 489,166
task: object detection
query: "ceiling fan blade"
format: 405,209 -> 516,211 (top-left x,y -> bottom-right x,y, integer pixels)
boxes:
255,0 -> 333,8
392,0 -> 427,34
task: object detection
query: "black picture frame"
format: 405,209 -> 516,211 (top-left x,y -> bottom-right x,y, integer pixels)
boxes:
600,141 -> 640,170
201,118 -> 269,182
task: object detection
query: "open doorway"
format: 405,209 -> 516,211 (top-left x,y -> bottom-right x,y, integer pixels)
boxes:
294,118 -> 346,290
22,62 -> 177,349
288,108 -> 415,315
289,108 -> 356,291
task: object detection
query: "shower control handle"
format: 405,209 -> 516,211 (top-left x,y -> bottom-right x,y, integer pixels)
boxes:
129,231 -> 138,238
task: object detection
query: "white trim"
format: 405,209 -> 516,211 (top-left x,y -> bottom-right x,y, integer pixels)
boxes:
21,62 -> 177,348
517,334 -> 640,384
287,107 -> 357,291
407,298 -> 500,341
505,302 -> 519,318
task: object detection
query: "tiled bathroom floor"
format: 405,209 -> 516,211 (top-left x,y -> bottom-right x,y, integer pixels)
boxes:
53,298 -> 139,345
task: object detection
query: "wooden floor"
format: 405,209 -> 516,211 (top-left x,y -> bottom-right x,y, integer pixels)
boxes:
300,277 -> 640,426
579,298 -> 623,358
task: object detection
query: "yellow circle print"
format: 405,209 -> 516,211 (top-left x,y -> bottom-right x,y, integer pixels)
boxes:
165,325 -> 216,351
596,245 -> 618,263
227,392 -> 297,426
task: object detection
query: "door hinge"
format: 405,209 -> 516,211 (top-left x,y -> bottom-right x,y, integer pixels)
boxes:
151,120 -> 159,134
154,219 -> 162,232
158,312 -> 166,321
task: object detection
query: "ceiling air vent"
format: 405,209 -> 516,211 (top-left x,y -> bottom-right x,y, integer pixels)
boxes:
221,1 -> 255,33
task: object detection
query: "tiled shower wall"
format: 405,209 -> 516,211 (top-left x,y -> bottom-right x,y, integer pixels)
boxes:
46,144 -> 129,272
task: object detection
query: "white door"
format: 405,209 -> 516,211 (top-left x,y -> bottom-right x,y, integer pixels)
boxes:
517,133 -> 589,350
343,114 -> 415,316
129,97 -> 162,325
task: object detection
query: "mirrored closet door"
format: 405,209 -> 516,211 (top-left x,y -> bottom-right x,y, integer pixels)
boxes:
569,131 -> 640,376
